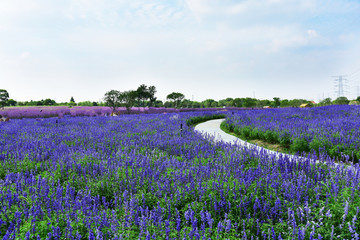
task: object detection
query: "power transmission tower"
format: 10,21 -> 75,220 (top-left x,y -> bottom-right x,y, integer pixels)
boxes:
332,75 -> 348,98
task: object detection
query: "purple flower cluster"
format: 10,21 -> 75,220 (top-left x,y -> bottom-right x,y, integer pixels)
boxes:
0,111 -> 359,239
223,105 -> 360,162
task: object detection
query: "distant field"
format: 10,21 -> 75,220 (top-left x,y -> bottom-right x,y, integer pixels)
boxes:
0,110 -> 359,239
0,106 -> 241,119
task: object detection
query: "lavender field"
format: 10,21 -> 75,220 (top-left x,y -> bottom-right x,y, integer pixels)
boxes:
0,110 -> 359,239
222,105 -> 360,163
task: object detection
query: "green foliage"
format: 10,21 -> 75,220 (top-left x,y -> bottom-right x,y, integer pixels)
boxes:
166,92 -> 185,108
104,89 -> 137,113
272,97 -> 281,108
333,96 -> 350,105
290,138 -> 310,153
309,137 -> 331,154
186,114 -> 225,126
279,132 -> 291,147
0,89 -> 9,108
264,130 -> 279,143
104,90 -> 122,112
202,99 -> 217,108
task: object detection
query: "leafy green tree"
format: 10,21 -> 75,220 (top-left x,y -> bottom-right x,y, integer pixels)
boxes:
120,90 -> 137,113
78,101 -> 93,106
258,99 -> 272,108
152,100 -> 163,107
280,99 -> 290,107
202,99 -> 217,108
166,92 -> 185,108
191,101 -> 201,108
333,96 -> 349,105
164,101 -> 173,108
70,96 -> 75,103
43,99 -> 56,106
148,86 -> 157,106
0,89 -> 9,109
243,98 -> 257,108
104,90 -> 122,113
233,98 -> 243,107
319,98 -> 332,106
6,99 -> 17,106
288,99 -> 308,107
272,97 -> 281,108
136,84 -> 151,107
181,99 -> 193,108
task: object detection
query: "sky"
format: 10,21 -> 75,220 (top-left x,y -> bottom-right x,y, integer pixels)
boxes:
1,0 -> 360,103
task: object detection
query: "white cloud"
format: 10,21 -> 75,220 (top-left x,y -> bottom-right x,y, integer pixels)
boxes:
307,29 -> 318,38
20,52 -> 31,59
185,0 -> 213,14
226,3 -> 247,14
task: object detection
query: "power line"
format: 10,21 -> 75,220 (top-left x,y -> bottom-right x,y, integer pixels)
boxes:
332,75 -> 348,98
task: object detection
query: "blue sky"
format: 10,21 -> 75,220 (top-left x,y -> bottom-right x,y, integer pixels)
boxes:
1,0 -> 359,103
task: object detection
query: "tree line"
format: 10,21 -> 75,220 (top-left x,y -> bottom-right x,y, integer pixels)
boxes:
0,87 -> 358,110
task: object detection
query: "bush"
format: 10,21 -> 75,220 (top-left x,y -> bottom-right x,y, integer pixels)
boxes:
240,126 -> 251,139
186,114 -> 225,126
309,137 -> 331,155
290,138 -> 310,153
264,130 -> 279,143
249,128 -> 260,139
279,132 -> 291,148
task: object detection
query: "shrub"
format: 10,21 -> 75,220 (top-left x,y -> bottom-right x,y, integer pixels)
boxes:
290,138 -> 310,153
264,130 -> 279,144
279,132 -> 291,148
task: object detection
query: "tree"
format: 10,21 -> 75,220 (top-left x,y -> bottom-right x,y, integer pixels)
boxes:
6,99 -> 17,106
243,98 -> 257,108
70,96 -> 75,103
78,101 -> 93,106
181,99 -> 193,108
333,96 -> 349,105
233,98 -> 243,107
319,98 -> 332,106
104,90 -> 122,113
288,99 -> 307,107
43,99 -> 56,106
280,99 -> 290,107
120,90 -> 137,113
272,97 -> 281,108
136,84 -> 151,107
166,92 -> 185,108
258,99 -> 271,108
202,99 -> 217,108
0,89 -> 9,109
148,86 -> 157,106
191,101 -> 201,108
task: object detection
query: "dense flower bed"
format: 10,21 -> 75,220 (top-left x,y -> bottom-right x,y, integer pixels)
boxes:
222,105 -> 360,162
0,111 -> 359,239
0,106 -> 242,119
